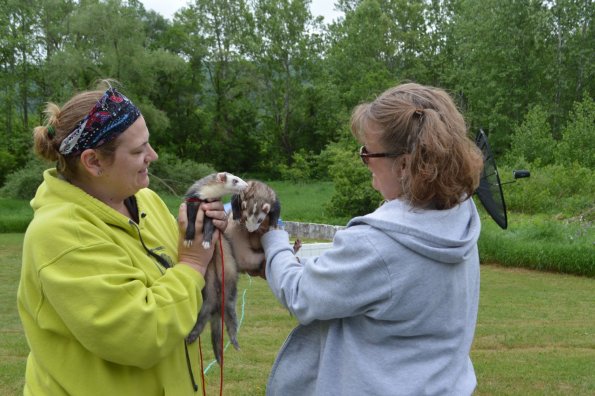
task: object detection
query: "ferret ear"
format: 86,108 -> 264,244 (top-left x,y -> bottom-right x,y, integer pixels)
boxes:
268,199 -> 281,228
231,194 -> 242,220
262,203 -> 270,214
216,172 -> 227,183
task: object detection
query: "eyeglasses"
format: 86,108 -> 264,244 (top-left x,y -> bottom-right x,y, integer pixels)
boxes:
359,145 -> 403,165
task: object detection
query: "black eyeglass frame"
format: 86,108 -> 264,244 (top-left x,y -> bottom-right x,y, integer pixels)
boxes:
359,145 -> 404,165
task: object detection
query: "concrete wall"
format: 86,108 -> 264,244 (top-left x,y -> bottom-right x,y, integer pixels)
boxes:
295,242 -> 334,259
283,221 -> 345,241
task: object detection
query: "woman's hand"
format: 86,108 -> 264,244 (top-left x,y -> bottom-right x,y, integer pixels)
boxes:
201,200 -> 228,233
177,203 -> 216,275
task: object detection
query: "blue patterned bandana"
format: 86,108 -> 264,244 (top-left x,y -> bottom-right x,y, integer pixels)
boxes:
59,88 -> 141,156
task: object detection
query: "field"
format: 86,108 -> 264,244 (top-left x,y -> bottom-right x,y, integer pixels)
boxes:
1,232 -> 594,395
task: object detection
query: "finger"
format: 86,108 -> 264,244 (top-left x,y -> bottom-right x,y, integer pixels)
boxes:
204,209 -> 225,220
178,203 -> 188,231
201,200 -> 224,212
212,218 -> 228,232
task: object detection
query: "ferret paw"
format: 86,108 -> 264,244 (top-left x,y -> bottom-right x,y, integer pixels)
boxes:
202,241 -> 211,249
184,240 -> 193,247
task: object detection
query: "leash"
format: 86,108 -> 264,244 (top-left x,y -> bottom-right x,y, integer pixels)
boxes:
219,231 -> 225,396
198,337 -> 206,395
197,232 -> 226,395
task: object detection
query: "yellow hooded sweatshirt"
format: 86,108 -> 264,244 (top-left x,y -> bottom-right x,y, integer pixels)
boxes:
18,169 -> 205,395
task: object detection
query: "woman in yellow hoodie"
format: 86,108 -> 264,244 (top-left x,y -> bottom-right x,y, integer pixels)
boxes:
17,81 -> 226,395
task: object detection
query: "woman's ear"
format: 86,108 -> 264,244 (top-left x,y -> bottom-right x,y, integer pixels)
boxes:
79,149 -> 103,177
391,154 -> 408,177
399,154 -> 410,171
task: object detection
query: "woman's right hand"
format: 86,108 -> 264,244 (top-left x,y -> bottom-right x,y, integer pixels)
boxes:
177,203 -> 214,275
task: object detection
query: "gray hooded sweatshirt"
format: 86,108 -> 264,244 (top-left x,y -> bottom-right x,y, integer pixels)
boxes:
262,198 -> 480,396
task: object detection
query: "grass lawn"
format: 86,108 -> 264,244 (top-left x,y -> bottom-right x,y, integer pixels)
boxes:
1,233 -> 594,395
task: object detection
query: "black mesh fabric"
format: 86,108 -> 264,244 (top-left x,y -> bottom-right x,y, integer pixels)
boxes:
475,130 -> 508,229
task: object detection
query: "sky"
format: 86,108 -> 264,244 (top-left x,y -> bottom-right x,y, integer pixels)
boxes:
139,0 -> 344,23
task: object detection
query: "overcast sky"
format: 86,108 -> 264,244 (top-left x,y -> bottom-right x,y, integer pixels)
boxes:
139,0 -> 343,23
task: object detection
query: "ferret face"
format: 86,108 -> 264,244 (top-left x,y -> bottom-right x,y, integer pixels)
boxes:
223,173 -> 248,194
242,201 -> 271,232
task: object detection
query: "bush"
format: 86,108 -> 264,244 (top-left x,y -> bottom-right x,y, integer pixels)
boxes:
556,93 -> 595,168
505,105 -> 556,166
325,142 -> 382,217
278,149 -> 335,182
149,152 -> 216,196
278,150 -> 312,182
500,163 -> 594,218
0,158 -> 48,200
0,150 -> 17,187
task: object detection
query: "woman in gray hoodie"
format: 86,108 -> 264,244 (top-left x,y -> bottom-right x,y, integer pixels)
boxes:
261,82 -> 484,396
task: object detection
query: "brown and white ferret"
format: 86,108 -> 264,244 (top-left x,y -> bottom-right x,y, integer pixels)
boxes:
183,172 -> 248,248
186,180 -> 281,364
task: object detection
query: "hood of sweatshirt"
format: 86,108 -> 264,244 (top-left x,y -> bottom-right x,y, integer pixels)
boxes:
347,198 -> 481,264
30,169 -> 144,236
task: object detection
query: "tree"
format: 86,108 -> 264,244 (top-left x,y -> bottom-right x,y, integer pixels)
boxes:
174,0 -> 261,171
556,94 -> 595,168
251,0 -> 324,166
549,0 -> 595,136
449,0 -> 553,151
506,105 -> 556,166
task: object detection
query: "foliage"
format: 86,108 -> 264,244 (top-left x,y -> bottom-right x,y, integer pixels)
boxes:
325,141 -> 383,217
277,148 -> 335,182
505,105 -> 556,166
148,153 -> 216,196
0,150 -> 17,187
556,93 -> 595,168
500,163 -> 594,218
1,0 -> 593,184
0,159 -> 48,200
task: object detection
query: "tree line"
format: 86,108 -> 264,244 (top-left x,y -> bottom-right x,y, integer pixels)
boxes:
1,0 -> 592,186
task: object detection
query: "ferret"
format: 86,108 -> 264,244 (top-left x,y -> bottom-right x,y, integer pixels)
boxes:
186,180 -> 281,364
183,172 -> 248,249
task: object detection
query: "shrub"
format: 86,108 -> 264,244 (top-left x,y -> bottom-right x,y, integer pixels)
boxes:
0,150 -> 17,187
149,152 -> 216,196
556,94 -> 595,168
505,105 -> 556,166
325,142 -> 382,218
500,163 -> 594,218
0,158 -> 48,200
278,150 -> 312,182
278,149 -> 335,182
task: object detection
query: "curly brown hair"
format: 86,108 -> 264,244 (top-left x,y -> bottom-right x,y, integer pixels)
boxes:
351,83 -> 483,210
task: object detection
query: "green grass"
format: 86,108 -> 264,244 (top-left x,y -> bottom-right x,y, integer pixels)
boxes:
2,233 -> 593,395
0,234 -> 29,395
477,207 -> 595,277
0,199 -> 33,233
